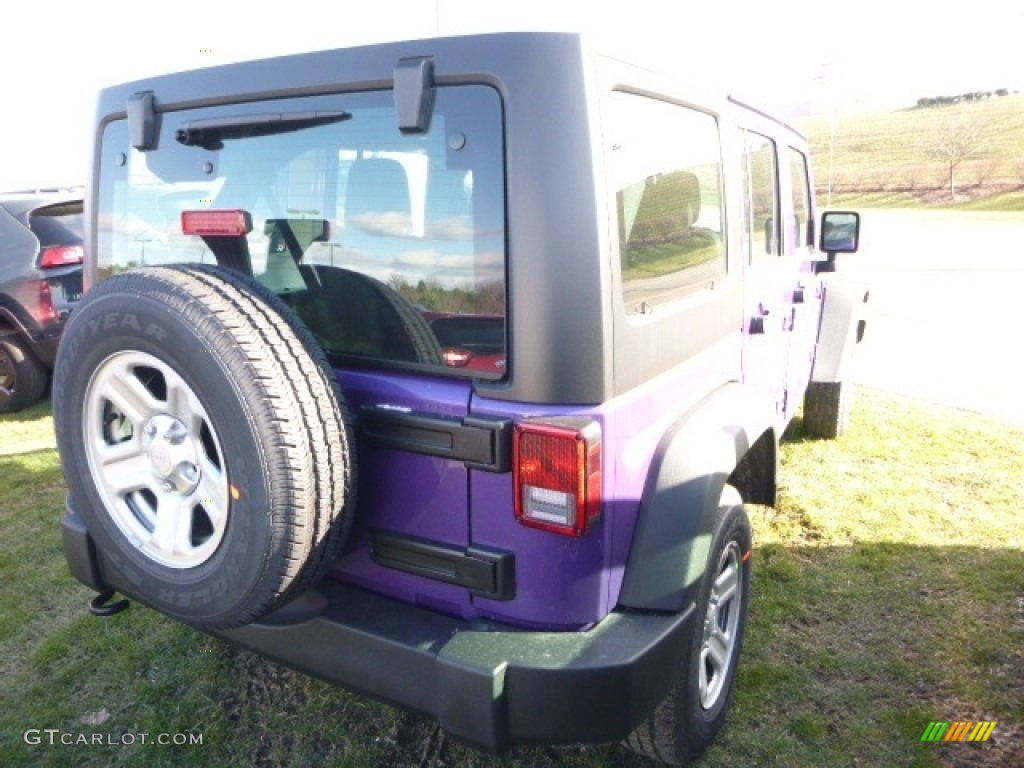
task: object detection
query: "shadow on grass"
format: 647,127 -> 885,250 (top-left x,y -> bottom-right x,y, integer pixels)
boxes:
0,448 -> 64,498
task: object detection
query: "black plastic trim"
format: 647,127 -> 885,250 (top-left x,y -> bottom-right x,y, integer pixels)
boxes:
61,509 -> 693,753
218,581 -> 692,753
60,506 -> 110,594
360,406 -> 512,472
394,57 -> 435,133
619,382 -> 777,612
372,530 -> 515,600
127,91 -> 157,151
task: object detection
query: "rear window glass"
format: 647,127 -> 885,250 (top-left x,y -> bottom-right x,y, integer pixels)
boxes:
97,86 -> 506,378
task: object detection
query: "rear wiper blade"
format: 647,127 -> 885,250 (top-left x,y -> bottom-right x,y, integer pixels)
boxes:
176,111 -> 350,149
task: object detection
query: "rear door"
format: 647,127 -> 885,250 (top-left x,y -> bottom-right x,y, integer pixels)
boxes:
94,84 -> 508,619
738,128 -> 791,419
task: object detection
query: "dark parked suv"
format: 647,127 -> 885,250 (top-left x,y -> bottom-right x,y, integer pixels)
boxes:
0,189 -> 83,412
55,33 -> 865,764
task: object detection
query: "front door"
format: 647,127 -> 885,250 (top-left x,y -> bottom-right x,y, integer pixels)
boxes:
780,147 -> 824,421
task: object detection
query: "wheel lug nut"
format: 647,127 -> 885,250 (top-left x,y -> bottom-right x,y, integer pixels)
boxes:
161,480 -> 175,493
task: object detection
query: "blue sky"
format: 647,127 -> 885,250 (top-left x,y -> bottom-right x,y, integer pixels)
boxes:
2,0 -> 1020,189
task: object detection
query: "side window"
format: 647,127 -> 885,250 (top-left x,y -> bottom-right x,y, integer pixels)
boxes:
609,92 -> 726,313
740,131 -> 779,261
787,147 -> 813,252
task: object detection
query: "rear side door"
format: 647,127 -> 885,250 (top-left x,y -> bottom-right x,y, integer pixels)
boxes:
739,131 -> 823,424
738,128 -> 791,419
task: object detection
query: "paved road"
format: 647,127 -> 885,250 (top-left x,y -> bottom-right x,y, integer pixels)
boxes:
839,208 -> 1024,425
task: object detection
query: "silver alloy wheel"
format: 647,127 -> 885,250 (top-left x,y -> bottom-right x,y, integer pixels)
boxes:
82,350 -> 229,569
699,540 -> 742,710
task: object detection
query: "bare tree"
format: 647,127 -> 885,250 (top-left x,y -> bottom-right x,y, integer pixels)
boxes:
926,112 -> 988,199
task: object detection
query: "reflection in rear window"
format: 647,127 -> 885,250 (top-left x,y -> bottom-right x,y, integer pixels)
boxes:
97,86 -> 507,379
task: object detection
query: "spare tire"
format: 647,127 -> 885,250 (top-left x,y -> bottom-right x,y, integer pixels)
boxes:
53,265 -> 354,630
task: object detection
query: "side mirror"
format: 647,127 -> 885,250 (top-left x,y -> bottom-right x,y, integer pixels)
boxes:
820,211 -> 860,254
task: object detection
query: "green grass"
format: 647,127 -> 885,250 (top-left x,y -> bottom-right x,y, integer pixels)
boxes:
804,94 -> 1024,211
827,189 -> 1024,216
0,399 -> 57,455
945,190 -> 1024,212
1,390 -> 1021,766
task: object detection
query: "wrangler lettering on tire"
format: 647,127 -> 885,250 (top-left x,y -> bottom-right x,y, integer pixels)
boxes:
53,265 -> 354,630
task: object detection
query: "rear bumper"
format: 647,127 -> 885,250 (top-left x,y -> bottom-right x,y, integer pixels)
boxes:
62,509 -> 692,753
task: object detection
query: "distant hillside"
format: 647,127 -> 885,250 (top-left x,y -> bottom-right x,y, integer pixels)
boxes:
802,94 -> 1024,209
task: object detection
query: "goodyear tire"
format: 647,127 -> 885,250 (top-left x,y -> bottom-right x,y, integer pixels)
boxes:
53,265 -> 354,630
624,486 -> 752,765
803,380 -> 852,439
0,337 -> 48,413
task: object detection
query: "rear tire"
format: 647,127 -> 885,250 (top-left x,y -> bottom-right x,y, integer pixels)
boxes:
53,265 -> 354,630
0,337 -> 47,413
803,380 -> 852,439
624,486 -> 752,765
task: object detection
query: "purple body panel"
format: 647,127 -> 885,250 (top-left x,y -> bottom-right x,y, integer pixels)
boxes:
329,369 -> 476,618
325,332 -> 741,631
470,335 -> 740,628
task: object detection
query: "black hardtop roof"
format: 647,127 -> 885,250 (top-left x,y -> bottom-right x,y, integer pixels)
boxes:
93,31 -> 800,138
94,32 -> 588,119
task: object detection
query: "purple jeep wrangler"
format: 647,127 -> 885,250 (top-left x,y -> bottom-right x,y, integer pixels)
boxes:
54,32 -> 864,764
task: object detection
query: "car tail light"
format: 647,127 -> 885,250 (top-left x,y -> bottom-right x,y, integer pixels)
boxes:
30,280 -> 59,324
38,245 -> 84,268
513,419 -> 601,536
181,210 -> 253,236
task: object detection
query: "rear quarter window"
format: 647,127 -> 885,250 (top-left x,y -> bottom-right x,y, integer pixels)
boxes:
608,92 -> 726,314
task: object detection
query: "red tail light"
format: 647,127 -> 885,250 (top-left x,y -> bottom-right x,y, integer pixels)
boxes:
31,280 -> 59,324
181,210 -> 253,236
513,419 -> 601,536
39,245 -> 84,268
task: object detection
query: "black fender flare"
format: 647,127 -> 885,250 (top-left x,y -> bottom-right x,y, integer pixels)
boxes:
617,382 -> 777,612
810,276 -> 869,383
